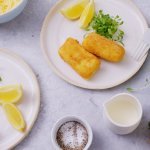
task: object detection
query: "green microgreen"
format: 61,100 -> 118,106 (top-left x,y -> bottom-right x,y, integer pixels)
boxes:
87,10 -> 124,44
126,87 -> 135,92
127,78 -> 150,92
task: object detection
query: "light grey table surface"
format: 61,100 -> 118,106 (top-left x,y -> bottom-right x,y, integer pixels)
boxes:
0,0 -> 150,150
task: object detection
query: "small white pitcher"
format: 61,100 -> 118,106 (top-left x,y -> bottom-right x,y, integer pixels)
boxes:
103,93 -> 143,135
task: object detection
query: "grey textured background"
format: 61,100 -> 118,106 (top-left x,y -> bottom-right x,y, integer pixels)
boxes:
0,0 -> 150,149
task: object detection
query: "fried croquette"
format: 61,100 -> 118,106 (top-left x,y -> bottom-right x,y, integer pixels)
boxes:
82,32 -> 125,62
59,38 -> 100,79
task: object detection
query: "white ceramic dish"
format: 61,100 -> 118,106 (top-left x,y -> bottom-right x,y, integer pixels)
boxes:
41,0 -> 148,89
103,93 -> 142,135
0,0 -> 28,24
0,49 -> 40,149
51,116 -> 93,150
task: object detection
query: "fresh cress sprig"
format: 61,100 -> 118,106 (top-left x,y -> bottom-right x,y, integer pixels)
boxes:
127,78 -> 150,92
87,10 -> 124,44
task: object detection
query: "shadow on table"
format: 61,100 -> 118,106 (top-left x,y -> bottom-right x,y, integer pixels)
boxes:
116,104 -> 150,148
89,128 -> 105,150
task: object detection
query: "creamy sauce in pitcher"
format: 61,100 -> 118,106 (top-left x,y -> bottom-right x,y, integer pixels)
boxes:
106,99 -> 139,126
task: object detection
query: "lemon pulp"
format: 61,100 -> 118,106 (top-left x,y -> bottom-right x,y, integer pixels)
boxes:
61,0 -> 89,20
3,103 -> 26,132
0,84 -> 22,104
79,0 -> 95,28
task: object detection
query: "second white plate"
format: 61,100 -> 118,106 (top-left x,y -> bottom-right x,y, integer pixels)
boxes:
41,0 -> 148,89
0,49 -> 40,149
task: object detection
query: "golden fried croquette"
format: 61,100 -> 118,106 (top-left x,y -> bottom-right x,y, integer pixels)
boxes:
59,38 -> 100,79
82,32 -> 125,62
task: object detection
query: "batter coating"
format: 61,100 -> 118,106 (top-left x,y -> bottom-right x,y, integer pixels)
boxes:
82,32 -> 125,62
59,38 -> 100,79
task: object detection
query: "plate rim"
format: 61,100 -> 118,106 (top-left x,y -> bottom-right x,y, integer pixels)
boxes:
40,0 -> 148,90
0,48 -> 40,149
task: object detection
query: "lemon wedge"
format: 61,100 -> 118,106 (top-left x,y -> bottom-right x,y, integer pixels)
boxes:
61,0 -> 89,20
0,84 -> 23,104
3,103 -> 26,132
79,0 -> 95,28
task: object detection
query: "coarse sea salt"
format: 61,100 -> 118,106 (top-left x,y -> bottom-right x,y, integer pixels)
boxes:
56,121 -> 88,150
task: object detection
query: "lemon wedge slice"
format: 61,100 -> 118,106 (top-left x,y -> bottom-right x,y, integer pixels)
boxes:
0,84 -> 23,104
61,0 -> 89,20
79,0 -> 95,28
3,103 -> 26,132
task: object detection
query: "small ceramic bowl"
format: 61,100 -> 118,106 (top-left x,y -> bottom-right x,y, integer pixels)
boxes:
103,93 -> 143,135
0,0 -> 28,23
51,116 -> 93,150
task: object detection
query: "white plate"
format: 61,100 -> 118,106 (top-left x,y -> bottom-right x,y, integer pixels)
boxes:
0,49 -> 40,149
41,0 -> 148,89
